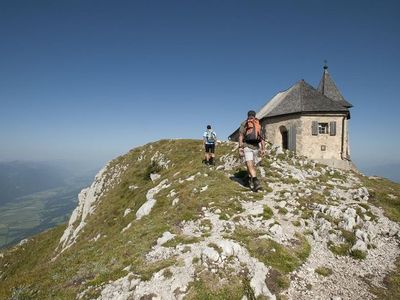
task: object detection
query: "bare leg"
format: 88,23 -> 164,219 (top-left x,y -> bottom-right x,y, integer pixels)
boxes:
246,160 -> 257,178
210,152 -> 215,165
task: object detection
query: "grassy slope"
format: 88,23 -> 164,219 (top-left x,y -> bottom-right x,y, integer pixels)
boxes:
358,175 -> 400,298
0,140 -> 251,299
0,139 -> 399,299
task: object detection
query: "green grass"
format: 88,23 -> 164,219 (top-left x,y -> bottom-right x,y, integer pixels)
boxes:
300,209 -> 313,220
163,268 -> 173,279
280,177 -> 300,185
278,207 -> 288,215
265,268 -> 290,295
231,227 -> 310,273
359,176 -> 400,222
292,220 -> 301,227
350,249 -> 367,260
208,242 -> 223,254
370,257 -> 400,298
0,140 -> 263,299
1,140 -> 398,299
185,270 -> 251,300
262,205 -> 273,220
317,170 -> 346,184
341,229 -> 356,245
328,241 -> 351,256
163,235 -> 201,247
137,258 -> 177,281
315,266 -> 333,277
327,228 -> 358,258
144,160 -> 163,180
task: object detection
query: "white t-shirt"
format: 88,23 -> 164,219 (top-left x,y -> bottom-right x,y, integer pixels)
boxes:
203,130 -> 217,144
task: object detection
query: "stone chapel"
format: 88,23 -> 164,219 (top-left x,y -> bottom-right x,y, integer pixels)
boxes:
229,65 -> 355,170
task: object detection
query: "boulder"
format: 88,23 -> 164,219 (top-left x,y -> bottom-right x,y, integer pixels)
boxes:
150,173 -> 161,182
351,240 -> 368,253
202,247 -> 221,262
157,231 -> 175,246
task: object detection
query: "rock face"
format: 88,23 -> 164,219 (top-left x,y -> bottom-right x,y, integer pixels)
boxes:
57,162 -> 128,253
57,164 -> 110,253
1,140 -> 399,300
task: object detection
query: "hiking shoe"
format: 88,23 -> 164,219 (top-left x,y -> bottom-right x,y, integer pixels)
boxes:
249,177 -> 254,190
253,177 -> 261,192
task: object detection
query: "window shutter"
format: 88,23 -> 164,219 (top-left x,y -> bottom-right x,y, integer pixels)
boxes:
330,121 -> 336,136
312,121 -> 318,135
288,125 -> 297,152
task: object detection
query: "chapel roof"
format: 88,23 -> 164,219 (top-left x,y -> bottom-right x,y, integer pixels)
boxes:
317,65 -> 353,108
257,79 -> 349,119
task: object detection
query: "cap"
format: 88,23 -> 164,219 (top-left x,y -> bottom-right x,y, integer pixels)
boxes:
247,110 -> 256,117
207,125 -> 211,129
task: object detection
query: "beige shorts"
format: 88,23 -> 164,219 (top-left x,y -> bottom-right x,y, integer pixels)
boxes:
243,147 -> 260,164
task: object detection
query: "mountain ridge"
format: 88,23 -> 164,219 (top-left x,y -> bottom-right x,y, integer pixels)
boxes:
1,139 -> 399,299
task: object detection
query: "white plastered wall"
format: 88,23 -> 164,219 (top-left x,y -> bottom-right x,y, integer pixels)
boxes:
262,113 -> 349,161
300,114 -> 347,160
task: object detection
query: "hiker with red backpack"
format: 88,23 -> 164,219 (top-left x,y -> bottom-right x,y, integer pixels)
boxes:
203,125 -> 217,165
238,110 -> 265,191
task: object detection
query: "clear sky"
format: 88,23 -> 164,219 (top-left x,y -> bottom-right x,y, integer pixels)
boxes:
1,0 -> 399,173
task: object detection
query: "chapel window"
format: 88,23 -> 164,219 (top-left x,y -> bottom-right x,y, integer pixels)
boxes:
318,123 -> 329,134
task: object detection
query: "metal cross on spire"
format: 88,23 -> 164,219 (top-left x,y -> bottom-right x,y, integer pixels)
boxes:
323,59 -> 328,70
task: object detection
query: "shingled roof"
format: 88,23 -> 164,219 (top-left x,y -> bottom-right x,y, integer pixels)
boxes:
318,66 -> 353,108
257,79 -> 349,119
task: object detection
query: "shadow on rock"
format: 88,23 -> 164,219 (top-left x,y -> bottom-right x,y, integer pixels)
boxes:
230,170 -> 249,188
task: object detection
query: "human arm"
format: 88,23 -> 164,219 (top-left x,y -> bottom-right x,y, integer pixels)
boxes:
239,133 -> 244,148
238,126 -> 245,157
259,139 -> 265,156
259,128 -> 266,156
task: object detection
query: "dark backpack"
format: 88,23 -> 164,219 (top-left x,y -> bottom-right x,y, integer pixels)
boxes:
244,117 -> 262,143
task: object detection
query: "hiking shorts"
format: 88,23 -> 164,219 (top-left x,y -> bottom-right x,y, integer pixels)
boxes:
244,147 -> 260,164
205,144 -> 215,153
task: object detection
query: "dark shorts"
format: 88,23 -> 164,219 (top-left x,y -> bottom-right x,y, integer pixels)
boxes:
205,144 -> 215,153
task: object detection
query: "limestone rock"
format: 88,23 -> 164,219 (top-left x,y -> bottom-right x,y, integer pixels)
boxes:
202,247 -> 221,262
136,179 -> 170,220
157,231 -> 176,246
351,240 -> 368,253
123,208 -> 131,217
150,173 -> 161,182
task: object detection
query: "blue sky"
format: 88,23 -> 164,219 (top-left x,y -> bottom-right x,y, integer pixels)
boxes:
1,0 -> 399,175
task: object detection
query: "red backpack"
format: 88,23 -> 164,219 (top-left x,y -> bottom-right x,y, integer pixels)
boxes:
244,117 -> 262,143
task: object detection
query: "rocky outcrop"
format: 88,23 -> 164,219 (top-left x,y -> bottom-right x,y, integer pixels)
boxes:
93,207 -> 275,300
86,143 -> 400,299
136,179 -> 170,220
56,162 -> 127,254
4,140 -> 397,300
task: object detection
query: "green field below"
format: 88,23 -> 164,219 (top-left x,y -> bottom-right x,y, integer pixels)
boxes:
0,184 -> 85,249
